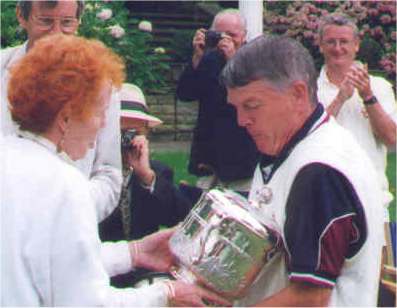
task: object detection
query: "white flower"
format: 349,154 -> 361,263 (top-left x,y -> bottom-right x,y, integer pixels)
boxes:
85,3 -> 94,11
154,47 -> 165,54
108,25 -> 125,38
138,20 -> 152,32
96,8 -> 112,21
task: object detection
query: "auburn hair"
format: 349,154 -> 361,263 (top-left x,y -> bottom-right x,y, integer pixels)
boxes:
8,33 -> 125,133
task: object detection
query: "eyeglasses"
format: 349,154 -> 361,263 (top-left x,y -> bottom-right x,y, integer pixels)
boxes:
322,38 -> 355,48
31,15 -> 79,33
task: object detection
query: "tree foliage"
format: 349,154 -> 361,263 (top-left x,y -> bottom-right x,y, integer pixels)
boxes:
0,1 -> 170,93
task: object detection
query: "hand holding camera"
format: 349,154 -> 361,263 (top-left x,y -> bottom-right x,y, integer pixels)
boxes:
122,131 -> 154,186
192,28 -> 206,69
121,128 -> 137,150
192,28 -> 235,68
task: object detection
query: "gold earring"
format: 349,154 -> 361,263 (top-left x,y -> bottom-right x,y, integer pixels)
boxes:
57,132 -> 65,153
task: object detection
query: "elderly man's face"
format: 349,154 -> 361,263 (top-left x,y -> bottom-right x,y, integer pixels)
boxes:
319,25 -> 359,69
17,1 -> 79,49
228,80 -> 309,156
214,14 -> 246,50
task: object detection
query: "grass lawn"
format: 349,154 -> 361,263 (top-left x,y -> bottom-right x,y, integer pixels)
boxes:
152,150 -> 397,222
386,152 -> 396,221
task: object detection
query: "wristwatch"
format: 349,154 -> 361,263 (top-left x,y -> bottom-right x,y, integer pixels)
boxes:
363,95 -> 378,106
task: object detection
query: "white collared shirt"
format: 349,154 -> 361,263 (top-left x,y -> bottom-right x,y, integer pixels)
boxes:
317,66 -> 397,214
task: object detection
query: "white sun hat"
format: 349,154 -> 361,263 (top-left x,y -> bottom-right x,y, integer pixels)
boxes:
119,83 -> 163,128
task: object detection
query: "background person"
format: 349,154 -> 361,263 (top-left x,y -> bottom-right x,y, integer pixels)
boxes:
99,83 -> 195,288
176,8 -> 259,193
1,33 -> 229,307
1,0 -> 122,222
316,13 -> 397,223
222,34 -> 384,306
99,83 -> 193,243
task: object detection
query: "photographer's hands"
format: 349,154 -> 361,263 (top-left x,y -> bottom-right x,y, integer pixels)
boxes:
218,34 -> 237,60
125,135 -> 155,187
191,27 -> 238,68
192,28 -> 206,69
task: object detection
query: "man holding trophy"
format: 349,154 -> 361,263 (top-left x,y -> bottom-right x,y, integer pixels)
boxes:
170,34 -> 384,307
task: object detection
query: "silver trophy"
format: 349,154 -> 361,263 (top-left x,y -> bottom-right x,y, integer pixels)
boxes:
169,189 -> 278,299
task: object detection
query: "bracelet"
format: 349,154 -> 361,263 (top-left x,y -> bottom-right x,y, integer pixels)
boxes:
363,95 -> 378,106
164,281 -> 176,305
132,241 -> 139,265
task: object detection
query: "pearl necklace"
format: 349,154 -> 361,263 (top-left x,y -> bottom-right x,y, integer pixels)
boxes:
17,130 -> 74,165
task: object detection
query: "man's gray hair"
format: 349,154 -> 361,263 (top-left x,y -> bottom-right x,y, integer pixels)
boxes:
222,35 -> 319,105
318,13 -> 359,41
211,8 -> 247,32
17,0 -> 85,20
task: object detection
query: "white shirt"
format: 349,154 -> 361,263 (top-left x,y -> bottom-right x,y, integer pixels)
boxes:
317,66 -> 397,217
0,42 -> 122,222
1,134 -> 168,306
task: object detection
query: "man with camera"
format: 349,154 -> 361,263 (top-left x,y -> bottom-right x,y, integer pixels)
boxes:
177,9 -> 259,193
99,83 -> 192,243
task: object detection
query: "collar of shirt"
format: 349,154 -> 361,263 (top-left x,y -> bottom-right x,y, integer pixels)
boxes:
318,65 -> 338,90
259,104 -> 326,183
17,130 -> 74,165
6,41 -> 28,72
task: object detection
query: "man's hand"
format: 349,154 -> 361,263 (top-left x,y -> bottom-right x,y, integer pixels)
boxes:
129,228 -> 175,272
337,75 -> 355,103
125,135 -> 155,186
166,280 -> 231,307
346,63 -> 373,100
218,34 -> 238,60
327,72 -> 354,116
192,28 -> 206,69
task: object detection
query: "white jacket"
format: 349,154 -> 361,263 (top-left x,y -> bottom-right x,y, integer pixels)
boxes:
1,135 -> 168,306
1,42 -> 122,222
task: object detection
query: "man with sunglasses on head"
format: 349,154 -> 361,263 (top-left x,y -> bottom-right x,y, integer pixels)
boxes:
1,1 -> 122,222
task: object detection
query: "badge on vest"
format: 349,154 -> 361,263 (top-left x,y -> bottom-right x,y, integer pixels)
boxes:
254,185 -> 273,206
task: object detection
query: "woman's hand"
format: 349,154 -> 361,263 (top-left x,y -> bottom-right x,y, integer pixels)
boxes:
166,280 -> 231,307
129,228 -> 176,272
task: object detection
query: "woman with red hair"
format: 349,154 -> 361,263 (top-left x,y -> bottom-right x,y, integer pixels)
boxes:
1,34 -> 228,307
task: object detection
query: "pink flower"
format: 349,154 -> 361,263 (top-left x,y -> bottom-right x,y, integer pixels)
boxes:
377,3 -> 390,13
96,8 -> 112,21
367,8 -> 378,17
391,31 -> 396,42
303,31 -> 314,39
371,26 -> 385,39
306,21 -> 318,30
138,20 -> 152,32
108,24 -> 125,38
380,14 -> 392,25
